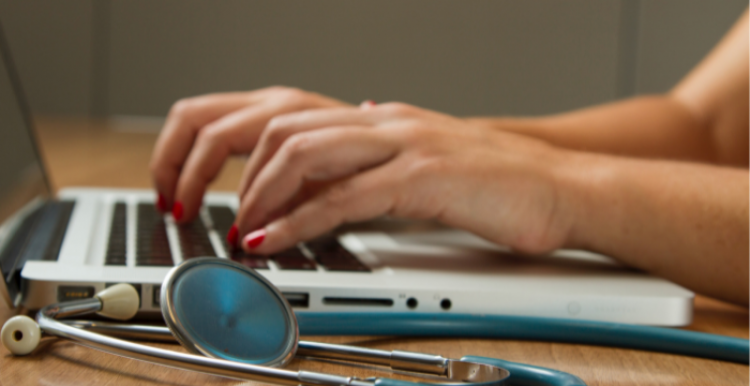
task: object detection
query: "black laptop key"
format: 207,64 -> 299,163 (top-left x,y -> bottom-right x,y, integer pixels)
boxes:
272,248 -> 316,270
306,236 -> 370,272
177,219 -> 216,259
135,203 -> 173,266
208,205 -> 269,268
207,205 -> 234,233
232,252 -> 270,269
207,205 -> 238,254
105,202 -> 127,265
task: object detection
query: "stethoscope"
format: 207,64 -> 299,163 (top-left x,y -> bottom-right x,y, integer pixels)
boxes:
1,258 -> 747,386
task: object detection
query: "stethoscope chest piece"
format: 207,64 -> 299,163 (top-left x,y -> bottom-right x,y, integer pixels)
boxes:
161,258 -> 298,367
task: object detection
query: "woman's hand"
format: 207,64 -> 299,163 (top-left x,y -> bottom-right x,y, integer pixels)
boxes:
234,102 -> 578,255
149,86 -> 350,222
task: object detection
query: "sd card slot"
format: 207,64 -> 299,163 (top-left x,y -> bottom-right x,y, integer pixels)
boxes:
322,297 -> 393,307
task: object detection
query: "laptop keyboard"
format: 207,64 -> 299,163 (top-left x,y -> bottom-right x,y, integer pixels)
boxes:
106,202 -> 370,272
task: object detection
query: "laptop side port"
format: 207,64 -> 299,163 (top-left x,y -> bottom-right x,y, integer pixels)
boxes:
323,297 -> 393,307
57,286 -> 95,302
152,287 -> 161,307
282,292 -> 309,308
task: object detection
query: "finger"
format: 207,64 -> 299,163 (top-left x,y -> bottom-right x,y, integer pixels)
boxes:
171,104 -> 286,222
150,93 -> 254,208
241,164 -> 399,254
236,127 -> 399,237
236,103 -> 435,199
236,107 -> 380,198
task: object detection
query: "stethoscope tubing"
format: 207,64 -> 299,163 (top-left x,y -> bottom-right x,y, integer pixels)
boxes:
63,320 -> 585,386
295,313 -> 749,364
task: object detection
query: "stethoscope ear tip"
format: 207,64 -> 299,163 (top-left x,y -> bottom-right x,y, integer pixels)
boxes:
96,284 -> 140,321
1,315 -> 41,355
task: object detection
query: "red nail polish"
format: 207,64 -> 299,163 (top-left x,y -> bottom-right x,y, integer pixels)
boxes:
172,201 -> 184,221
360,100 -> 376,109
243,229 -> 266,249
226,224 -> 238,246
156,193 -> 167,212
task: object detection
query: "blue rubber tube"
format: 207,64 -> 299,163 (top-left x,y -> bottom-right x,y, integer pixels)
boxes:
372,356 -> 586,386
296,313 -> 749,364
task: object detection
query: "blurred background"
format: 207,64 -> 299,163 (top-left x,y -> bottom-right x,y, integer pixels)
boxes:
0,0 -> 746,120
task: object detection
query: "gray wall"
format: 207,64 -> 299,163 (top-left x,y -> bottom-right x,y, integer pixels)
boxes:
0,0 -> 746,118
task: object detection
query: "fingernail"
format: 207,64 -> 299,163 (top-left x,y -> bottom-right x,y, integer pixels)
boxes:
172,201 -> 184,221
226,224 -> 239,246
156,193 -> 168,212
243,229 -> 266,249
360,100 -> 376,109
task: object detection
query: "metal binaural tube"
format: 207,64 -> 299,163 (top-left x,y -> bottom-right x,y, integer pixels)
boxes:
62,322 -> 451,376
41,298 -> 102,319
37,303 -> 374,386
62,320 -> 175,342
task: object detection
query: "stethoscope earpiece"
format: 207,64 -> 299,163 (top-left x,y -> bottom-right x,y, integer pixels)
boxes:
1,315 -> 41,355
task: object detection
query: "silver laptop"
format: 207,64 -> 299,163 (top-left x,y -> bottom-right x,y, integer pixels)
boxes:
0,23 -> 693,326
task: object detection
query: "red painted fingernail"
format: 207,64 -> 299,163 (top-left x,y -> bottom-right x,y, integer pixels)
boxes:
243,229 -> 266,249
156,193 -> 168,212
360,100 -> 376,109
226,224 -> 239,246
172,201 -> 184,221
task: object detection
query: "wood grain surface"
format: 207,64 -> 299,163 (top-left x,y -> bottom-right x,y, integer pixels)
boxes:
0,118 -> 747,385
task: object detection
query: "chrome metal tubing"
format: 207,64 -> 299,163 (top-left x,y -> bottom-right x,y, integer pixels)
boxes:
390,350 -> 449,375
298,341 -> 449,375
61,323 -> 451,376
37,304 -> 374,386
62,320 -> 175,342
46,298 -> 102,319
298,341 -> 393,367
60,320 -> 508,385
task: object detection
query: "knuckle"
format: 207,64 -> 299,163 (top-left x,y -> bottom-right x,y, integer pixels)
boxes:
265,85 -> 293,94
168,98 -> 197,119
195,125 -> 227,147
405,155 -> 445,180
273,87 -> 307,104
380,102 -> 415,117
262,122 -> 291,148
279,133 -> 315,163
396,123 -> 428,143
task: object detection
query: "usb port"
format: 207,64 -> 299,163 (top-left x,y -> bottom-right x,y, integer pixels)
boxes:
57,286 -> 95,302
282,292 -> 309,308
152,287 -> 161,307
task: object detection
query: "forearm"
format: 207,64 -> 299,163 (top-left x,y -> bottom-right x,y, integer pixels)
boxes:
468,95 -> 717,162
558,151 -> 749,305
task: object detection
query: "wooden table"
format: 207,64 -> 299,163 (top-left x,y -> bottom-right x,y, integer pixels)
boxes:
1,118 -> 747,385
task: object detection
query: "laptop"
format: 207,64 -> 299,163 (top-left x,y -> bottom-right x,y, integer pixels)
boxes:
0,22 -> 693,326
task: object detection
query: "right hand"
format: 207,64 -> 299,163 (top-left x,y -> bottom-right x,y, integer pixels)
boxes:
149,86 -> 350,223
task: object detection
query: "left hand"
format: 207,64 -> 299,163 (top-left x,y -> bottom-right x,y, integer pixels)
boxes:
234,102 -> 578,255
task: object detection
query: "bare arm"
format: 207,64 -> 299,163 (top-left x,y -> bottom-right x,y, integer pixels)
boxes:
559,152 -> 748,305
469,10 -> 749,167
468,11 -> 749,304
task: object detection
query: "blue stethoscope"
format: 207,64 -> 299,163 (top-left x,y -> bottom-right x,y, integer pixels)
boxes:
1,258 -> 747,386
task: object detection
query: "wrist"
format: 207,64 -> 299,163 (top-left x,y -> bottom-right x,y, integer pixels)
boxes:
467,116 -> 552,140
550,149 -> 617,251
